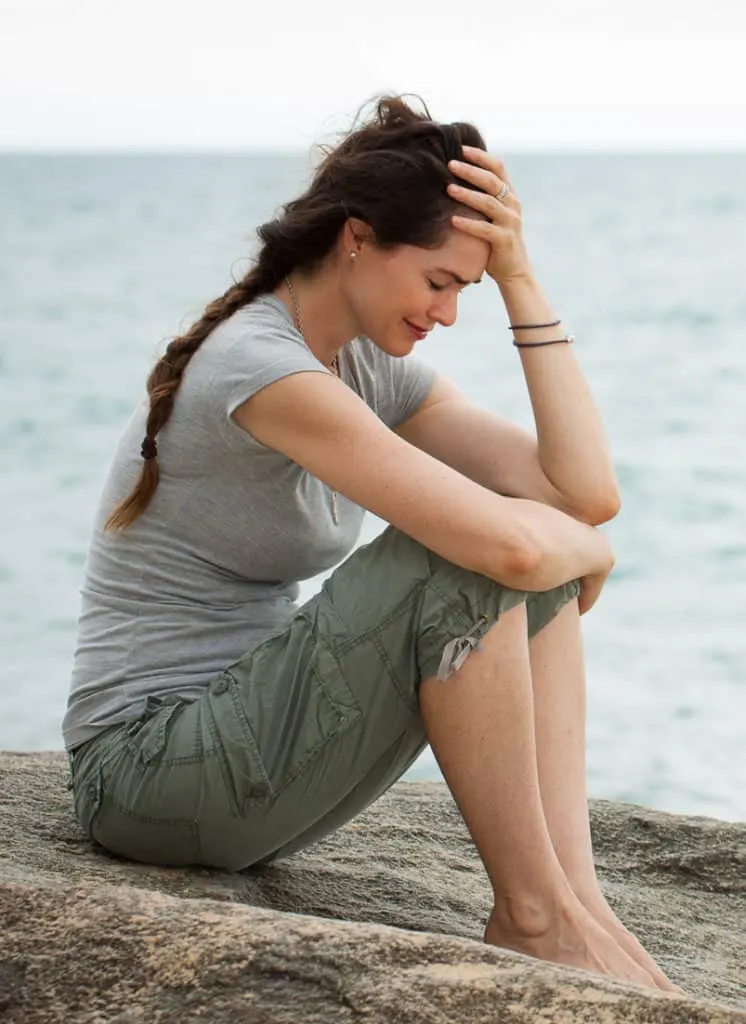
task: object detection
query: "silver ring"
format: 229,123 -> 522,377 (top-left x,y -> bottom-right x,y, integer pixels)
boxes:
495,182 -> 511,202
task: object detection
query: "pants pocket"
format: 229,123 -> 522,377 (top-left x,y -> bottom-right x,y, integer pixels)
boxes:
71,759 -> 106,843
69,725 -> 125,842
71,704 -> 204,866
89,795 -> 202,867
122,697 -> 186,768
208,614 -> 363,812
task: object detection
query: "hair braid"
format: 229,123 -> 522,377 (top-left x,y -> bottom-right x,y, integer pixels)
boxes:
104,270 -> 277,531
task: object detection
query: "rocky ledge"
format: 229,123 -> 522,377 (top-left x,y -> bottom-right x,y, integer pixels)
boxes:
0,751 -> 744,1023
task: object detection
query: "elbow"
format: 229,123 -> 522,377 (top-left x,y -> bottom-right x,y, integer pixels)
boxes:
569,488 -> 622,527
492,534 -> 546,589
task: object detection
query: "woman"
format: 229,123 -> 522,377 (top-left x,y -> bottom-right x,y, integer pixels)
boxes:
64,95 -> 675,990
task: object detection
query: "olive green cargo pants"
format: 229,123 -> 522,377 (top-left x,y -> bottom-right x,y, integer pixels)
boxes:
69,526 -> 580,870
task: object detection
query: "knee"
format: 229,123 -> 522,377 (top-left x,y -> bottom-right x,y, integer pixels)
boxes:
416,563 -> 579,684
415,560 -> 529,684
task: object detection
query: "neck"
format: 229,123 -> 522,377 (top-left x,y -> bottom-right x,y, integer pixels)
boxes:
275,262 -> 360,368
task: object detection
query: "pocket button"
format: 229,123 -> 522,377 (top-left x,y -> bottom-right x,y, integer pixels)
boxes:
247,782 -> 270,800
211,676 -> 229,696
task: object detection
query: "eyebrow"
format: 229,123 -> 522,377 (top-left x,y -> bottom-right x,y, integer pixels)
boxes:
433,268 -> 482,286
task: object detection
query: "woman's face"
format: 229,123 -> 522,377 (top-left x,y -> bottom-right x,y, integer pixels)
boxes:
349,223 -> 491,356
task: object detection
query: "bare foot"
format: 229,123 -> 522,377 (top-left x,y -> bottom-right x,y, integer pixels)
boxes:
484,893 -> 658,989
577,889 -> 682,994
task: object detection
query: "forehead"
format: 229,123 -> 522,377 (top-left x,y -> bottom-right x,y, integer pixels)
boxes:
407,228 -> 490,281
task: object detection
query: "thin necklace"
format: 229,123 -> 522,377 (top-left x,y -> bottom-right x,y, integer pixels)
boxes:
284,274 -> 341,526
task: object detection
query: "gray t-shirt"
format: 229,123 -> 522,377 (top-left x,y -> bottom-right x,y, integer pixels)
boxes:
62,293 -> 436,750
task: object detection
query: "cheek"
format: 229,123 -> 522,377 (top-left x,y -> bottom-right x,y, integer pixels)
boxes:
366,270 -> 408,320
353,283 -> 390,338
355,260 -> 420,335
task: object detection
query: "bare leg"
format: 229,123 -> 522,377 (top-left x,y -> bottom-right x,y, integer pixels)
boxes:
418,602 -> 656,987
528,599 -> 678,991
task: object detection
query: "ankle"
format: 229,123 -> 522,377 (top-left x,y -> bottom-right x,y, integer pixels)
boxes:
490,886 -> 575,939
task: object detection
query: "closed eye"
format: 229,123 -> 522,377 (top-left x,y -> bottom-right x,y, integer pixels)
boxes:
429,279 -> 467,295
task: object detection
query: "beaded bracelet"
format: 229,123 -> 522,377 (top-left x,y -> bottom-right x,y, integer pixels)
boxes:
510,319 -> 561,330
513,336 -> 575,349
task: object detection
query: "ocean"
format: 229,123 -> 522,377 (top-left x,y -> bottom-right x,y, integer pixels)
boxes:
1,152 -> 744,821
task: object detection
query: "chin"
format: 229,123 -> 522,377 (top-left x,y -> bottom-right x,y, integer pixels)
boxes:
382,338 -> 417,359
365,325 -> 416,358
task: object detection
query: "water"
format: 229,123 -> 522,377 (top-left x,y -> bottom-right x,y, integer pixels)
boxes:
1,152 -> 745,821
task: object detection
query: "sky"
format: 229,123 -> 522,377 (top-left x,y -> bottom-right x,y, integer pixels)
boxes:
1,0 -> 745,151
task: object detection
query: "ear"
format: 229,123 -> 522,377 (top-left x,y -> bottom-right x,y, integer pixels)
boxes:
343,217 -> 376,252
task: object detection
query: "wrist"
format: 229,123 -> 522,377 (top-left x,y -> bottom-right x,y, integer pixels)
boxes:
497,269 -> 539,295
498,274 -> 560,335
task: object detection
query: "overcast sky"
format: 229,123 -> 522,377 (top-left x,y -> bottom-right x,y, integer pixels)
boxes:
1,0 -> 745,150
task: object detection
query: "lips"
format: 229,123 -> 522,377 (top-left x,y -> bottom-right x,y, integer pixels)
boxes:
404,319 -> 430,339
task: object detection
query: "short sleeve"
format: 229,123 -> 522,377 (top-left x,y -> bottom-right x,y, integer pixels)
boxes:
207,303 -> 330,450
379,352 -> 437,429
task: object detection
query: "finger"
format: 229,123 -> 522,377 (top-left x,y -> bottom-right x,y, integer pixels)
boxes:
448,161 -> 517,208
451,210 -> 514,233
447,182 -> 514,217
450,214 -> 516,247
461,145 -> 514,190
461,145 -> 512,187
448,158 -> 503,197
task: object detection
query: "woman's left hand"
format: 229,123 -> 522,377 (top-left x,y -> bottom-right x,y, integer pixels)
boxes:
447,145 -> 533,287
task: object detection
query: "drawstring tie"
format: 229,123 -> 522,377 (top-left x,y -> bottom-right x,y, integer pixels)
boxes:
436,616 -> 489,682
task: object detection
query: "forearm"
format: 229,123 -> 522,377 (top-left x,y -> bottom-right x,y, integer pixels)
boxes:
499,273 -> 620,524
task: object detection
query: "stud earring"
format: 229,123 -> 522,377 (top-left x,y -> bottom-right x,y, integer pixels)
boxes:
350,251 -> 358,259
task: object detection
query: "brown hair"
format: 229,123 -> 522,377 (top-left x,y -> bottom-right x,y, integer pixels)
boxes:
105,92 -> 487,531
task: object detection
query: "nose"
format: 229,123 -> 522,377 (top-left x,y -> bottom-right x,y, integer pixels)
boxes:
429,291 -> 459,328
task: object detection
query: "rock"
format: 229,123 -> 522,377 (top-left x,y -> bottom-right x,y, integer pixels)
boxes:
0,750 -> 744,1023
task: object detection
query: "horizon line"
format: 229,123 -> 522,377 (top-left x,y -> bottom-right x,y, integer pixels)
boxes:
2,145 -> 746,156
